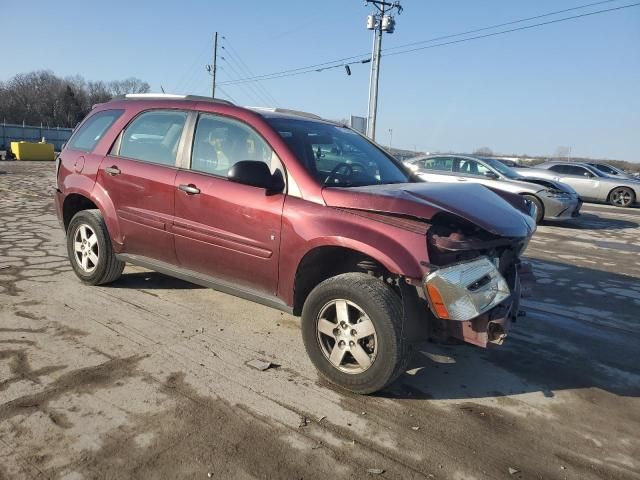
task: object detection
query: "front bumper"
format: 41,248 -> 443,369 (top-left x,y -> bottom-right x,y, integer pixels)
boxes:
427,261 -> 534,348
54,188 -> 64,228
542,194 -> 582,221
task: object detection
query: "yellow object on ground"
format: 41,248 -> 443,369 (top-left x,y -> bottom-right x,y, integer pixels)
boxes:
11,141 -> 55,161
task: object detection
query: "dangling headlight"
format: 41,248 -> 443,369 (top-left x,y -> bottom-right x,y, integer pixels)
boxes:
424,257 -> 510,321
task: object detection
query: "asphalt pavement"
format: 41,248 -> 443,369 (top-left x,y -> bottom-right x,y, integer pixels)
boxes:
0,161 -> 638,480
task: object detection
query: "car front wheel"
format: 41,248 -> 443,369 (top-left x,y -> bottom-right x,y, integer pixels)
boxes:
66,209 -> 124,285
301,272 -> 409,394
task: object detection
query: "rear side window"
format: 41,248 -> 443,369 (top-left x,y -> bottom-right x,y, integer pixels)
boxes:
118,110 -> 187,166
422,157 -> 453,172
67,109 -> 123,152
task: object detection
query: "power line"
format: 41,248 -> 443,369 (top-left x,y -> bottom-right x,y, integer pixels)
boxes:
220,48 -> 275,106
384,2 -> 640,59
219,0 -> 637,86
221,38 -> 280,105
219,62 -> 269,105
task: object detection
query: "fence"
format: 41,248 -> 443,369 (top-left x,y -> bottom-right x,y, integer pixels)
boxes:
1,123 -> 73,152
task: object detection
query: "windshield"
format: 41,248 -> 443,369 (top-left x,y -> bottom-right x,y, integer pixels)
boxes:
266,117 -> 411,187
481,157 -> 520,179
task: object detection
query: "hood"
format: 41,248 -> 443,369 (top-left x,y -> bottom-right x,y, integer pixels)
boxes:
322,183 -> 535,238
517,176 -> 577,195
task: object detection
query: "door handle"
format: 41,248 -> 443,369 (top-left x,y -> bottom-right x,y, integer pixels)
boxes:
178,184 -> 200,195
105,166 -> 121,176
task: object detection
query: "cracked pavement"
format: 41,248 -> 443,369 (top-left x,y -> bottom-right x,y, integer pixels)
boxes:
0,161 -> 638,479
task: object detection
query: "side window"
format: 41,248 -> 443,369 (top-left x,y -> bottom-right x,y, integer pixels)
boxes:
67,109 -> 123,152
565,165 -> 588,176
118,110 -> 187,166
422,157 -> 453,172
458,159 -> 490,176
191,113 -> 273,176
548,165 -> 567,174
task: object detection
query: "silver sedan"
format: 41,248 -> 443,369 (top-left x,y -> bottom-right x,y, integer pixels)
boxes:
404,154 -> 581,223
515,161 -> 640,208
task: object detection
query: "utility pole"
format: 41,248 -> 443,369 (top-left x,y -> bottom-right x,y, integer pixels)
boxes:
365,1 -> 402,140
388,128 -> 393,150
206,32 -> 219,98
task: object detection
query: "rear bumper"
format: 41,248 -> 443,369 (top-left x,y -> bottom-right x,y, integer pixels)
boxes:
430,262 -> 534,348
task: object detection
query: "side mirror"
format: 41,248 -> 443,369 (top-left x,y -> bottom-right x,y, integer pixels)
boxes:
583,172 -> 593,178
228,160 -> 285,194
483,171 -> 499,179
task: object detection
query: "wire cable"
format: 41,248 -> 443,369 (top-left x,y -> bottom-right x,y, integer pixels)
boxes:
219,0 -> 637,86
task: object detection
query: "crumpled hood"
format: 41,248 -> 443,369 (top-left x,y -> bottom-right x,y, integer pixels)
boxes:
322,182 -> 535,238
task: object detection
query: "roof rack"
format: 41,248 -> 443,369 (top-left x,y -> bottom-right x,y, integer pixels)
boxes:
247,106 -> 323,120
115,93 -> 233,105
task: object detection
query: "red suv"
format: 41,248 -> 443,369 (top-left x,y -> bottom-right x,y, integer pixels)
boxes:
55,94 -> 536,394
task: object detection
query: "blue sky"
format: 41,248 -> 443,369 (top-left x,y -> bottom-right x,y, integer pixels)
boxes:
3,0 -> 639,161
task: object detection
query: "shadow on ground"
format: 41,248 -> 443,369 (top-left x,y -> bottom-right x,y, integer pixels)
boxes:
108,271 -> 204,290
542,212 -> 638,230
382,258 -> 640,401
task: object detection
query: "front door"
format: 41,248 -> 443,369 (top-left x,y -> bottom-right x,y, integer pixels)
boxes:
173,112 -> 285,295
98,109 -> 188,264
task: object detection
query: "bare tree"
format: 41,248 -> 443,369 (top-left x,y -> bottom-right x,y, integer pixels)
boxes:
473,147 -> 493,156
0,71 -> 150,128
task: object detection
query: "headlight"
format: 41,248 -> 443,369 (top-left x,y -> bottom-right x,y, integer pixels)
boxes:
424,257 -> 510,321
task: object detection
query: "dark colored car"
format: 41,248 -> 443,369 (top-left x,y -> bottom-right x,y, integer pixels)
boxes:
54,94 -> 536,394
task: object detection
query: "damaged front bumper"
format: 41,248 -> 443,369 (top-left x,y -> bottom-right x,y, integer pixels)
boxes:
422,258 -> 535,348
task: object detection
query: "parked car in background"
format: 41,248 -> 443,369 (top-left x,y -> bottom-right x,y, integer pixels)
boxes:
516,161 -> 640,207
404,154 -> 581,223
587,162 -> 639,181
54,94 -> 537,394
494,158 -> 519,168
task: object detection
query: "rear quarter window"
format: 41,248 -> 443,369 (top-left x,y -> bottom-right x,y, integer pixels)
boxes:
67,109 -> 124,152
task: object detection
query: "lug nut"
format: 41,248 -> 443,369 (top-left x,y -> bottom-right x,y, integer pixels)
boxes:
349,341 -> 355,347
351,329 -> 357,336
338,340 -> 345,347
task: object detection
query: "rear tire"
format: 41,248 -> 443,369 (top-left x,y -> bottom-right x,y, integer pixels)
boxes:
301,272 -> 409,394
66,209 -> 124,285
523,194 -> 544,223
609,187 -> 635,208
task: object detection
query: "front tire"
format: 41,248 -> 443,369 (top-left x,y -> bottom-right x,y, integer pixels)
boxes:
609,187 -> 635,207
66,209 -> 124,285
301,272 -> 409,394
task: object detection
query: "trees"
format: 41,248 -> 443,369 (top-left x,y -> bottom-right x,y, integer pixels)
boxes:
473,147 -> 493,156
0,70 -> 150,128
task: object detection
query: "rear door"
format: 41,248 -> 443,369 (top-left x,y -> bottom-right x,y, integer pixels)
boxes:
415,156 -> 456,182
98,109 -> 188,264
548,165 -> 600,200
172,112 -> 285,295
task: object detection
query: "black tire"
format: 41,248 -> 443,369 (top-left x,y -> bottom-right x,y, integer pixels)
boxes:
523,194 -> 544,224
608,187 -> 635,208
301,272 -> 409,394
66,209 -> 124,285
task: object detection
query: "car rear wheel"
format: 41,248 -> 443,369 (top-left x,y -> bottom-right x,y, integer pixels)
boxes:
523,194 -> 544,223
301,272 -> 409,394
66,209 -> 124,285
609,187 -> 635,207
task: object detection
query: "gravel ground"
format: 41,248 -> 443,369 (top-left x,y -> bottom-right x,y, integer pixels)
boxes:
0,161 -> 638,480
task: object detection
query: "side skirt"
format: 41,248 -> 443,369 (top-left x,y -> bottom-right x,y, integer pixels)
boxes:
116,253 -> 294,315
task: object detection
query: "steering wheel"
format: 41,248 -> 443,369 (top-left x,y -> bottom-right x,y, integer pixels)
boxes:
325,161 -> 367,185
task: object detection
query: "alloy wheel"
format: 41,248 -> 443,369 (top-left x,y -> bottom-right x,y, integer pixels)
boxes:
316,299 -> 378,374
73,224 -> 99,273
611,188 -> 633,207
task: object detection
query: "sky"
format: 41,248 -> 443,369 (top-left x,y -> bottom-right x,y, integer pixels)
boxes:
2,0 -> 639,161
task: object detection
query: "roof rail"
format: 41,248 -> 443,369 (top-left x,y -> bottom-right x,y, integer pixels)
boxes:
247,106 -> 323,120
114,93 -> 233,105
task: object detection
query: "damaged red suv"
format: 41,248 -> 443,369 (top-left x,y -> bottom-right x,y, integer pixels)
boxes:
55,94 -> 536,394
